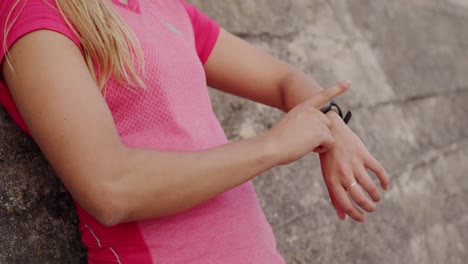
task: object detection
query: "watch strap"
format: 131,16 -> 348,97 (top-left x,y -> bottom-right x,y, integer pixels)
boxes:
320,99 -> 352,124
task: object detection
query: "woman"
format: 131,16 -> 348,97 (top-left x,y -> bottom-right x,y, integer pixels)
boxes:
0,0 -> 389,263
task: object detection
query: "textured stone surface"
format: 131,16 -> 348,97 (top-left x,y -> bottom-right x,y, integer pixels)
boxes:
1,0 -> 467,263
0,110 -> 86,264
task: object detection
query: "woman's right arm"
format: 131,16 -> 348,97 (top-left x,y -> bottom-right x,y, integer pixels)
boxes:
3,30 -> 345,226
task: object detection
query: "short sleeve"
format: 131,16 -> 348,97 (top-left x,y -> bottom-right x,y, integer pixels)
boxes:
0,0 -> 81,65
0,0 -> 81,134
179,1 -> 220,64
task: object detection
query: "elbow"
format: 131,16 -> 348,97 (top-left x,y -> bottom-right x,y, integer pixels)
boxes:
93,202 -> 126,227
83,175 -> 130,227
64,145 -> 134,227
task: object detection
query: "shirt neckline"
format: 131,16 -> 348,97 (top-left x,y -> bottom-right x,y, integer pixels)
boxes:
112,0 -> 140,13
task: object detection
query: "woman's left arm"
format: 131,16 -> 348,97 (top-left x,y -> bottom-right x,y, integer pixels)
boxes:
204,29 -> 390,222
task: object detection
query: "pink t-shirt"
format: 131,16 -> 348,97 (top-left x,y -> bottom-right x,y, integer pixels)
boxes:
0,0 -> 286,263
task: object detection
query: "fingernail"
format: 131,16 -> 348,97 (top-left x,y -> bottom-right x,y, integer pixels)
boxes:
341,80 -> 352,88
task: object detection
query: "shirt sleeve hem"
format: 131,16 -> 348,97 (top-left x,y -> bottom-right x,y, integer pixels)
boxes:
199,24 -> 220,65
2,18 -> 81,65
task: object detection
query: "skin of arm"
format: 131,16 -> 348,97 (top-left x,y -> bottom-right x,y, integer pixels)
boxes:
3,30 -> 342,226
204,29 -> 390,222
204,29 -> 323,113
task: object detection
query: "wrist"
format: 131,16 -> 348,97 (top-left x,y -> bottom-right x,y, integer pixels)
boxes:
256,133 -> 282,166
320,99 -> 352,125
326,111 -> 349,135
326,110 -> 345,124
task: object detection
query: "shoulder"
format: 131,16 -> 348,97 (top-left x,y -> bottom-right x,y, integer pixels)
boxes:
1,0 -> 81,61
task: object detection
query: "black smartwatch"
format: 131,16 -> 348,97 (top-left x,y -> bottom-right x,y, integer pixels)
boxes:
320,99 -> 352,124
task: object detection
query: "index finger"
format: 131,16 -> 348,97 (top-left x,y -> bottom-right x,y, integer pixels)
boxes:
308,80 -> 352,109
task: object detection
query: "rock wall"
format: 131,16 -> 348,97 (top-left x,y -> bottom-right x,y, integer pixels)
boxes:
0,109 -> 86,264
1,0 -> 467,263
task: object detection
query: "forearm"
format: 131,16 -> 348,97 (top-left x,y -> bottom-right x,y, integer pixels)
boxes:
108,135 -> 277,225
205,30 -> 325,112
279,68 -> 324,112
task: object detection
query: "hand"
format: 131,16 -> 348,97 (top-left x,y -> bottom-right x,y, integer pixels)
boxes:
319,113 -> 390,222
265,81 -> 351,165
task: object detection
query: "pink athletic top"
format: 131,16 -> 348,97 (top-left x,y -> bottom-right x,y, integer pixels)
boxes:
0,0 -> 286,263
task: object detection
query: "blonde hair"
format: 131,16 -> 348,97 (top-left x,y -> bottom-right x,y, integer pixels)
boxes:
3,0 -> 145,91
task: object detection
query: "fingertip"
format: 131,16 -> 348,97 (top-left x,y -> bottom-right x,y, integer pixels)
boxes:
337,210 -> 346,220
339,80 -> 352,89
373,195 -> 381,203
382,180 -> 390,190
